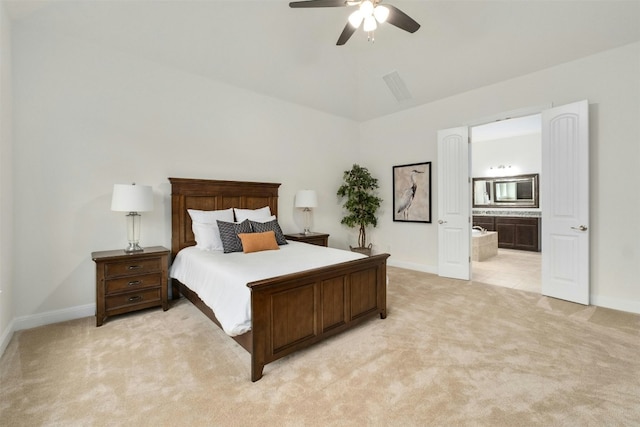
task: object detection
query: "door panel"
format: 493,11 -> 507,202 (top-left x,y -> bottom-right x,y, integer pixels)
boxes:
541,100 -> 589,304
437,127 -> 470,280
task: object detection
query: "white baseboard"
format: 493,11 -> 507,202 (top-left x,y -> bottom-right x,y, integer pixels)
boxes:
0,318 -> 16,359
13,303 -> 95,332
590,295 -> 640,315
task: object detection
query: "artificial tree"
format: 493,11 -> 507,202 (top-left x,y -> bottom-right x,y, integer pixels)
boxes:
336,164 -> 382,254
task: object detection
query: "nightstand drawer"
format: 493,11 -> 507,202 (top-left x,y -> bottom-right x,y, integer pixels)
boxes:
284,232 -> 329,247
105,288 -> 161,311
105,258 -> 161,278
106,272 -> 162,294
300,236 -> 326,246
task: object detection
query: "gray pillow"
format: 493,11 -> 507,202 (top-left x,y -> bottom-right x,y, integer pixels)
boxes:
217,219 -> 252,253
250,219 -> 288,246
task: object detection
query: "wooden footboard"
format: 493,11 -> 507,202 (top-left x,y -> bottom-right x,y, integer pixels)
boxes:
248,253 -> 389,382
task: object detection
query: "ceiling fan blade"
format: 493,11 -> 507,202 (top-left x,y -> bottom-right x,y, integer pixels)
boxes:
385,4 -> 420,33
289,0 -> 347,8
336,22 -> 357,45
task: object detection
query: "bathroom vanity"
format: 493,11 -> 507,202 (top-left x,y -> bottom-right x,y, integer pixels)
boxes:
473,214 -> 540,252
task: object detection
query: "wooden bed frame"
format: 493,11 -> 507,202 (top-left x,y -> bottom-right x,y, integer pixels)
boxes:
169,177 -> 389,381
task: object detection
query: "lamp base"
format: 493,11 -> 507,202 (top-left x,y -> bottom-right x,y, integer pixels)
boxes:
124,243 -> 144,253
302,208 -> 312,236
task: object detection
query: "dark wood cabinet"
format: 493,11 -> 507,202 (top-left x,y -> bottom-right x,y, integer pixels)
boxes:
473,216 -> 540,252
92,246 -> 170,326
284,232 -> 329,247
473,216 -> 495,231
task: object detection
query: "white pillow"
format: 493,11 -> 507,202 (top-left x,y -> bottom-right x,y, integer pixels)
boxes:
234,206 -> 272,222
250,215 -> 277,223
188,208 -> 234,224
187,208 -> 234,251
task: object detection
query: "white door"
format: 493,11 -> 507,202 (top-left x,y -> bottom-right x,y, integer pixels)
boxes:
541,100 -> 589,304
437,127 -> 470,280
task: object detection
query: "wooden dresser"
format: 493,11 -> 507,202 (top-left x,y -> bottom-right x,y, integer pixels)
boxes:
92,246 -> 169,326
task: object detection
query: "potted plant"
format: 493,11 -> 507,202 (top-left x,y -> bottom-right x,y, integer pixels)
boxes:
336,164 -> 383,256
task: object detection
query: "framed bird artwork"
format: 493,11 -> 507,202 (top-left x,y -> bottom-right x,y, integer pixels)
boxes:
393,161 -> 431,223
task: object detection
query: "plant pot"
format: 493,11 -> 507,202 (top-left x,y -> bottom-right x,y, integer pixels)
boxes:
349,243 -> 372,257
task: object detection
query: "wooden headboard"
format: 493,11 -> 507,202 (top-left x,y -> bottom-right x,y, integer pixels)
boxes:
169,178 -> 281,256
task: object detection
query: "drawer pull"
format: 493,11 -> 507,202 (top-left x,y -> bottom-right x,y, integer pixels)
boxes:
128,295 -> 142,303
128,280 -> 141,287
128,265 -> 142,270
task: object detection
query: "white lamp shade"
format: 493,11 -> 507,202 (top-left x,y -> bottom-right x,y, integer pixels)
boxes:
348,10 -> 364,28
295,190 -> 318,208
360,0 -> 374,16
111,184 -> 154,212
363,15 -> 377,32
374,5 -> 389,23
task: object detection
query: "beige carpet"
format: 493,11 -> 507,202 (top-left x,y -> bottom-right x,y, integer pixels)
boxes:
1,267 -> 639,426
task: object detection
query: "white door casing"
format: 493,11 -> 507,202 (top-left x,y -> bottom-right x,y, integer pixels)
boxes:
541,100 -> 590,304
437,127 -> 470,280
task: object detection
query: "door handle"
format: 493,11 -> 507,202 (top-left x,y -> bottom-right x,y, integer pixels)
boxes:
571,225 -> 588,231
438,220 -> 447,224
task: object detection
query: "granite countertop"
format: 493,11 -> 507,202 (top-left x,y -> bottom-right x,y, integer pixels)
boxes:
472,209 -> 541,218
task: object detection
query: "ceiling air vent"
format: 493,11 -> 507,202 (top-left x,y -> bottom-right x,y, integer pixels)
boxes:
382,71 -> 412,103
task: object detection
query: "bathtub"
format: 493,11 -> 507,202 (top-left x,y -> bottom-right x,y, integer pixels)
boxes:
472,230 -> 498,261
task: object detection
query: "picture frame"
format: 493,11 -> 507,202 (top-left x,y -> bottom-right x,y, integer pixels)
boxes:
393,161 -> 432,223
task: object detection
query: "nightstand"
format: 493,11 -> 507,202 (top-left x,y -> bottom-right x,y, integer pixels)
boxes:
284,232 -> 329,247
92,246 -> 170,327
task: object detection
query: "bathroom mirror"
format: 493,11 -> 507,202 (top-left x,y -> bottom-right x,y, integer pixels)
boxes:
473,174 -> 539,208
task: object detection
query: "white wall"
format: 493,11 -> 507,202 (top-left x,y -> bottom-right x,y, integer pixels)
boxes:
11,25 -> 360,326
471,133 -> 541,178
0,2 -> 14,354
360,42 -> 640,313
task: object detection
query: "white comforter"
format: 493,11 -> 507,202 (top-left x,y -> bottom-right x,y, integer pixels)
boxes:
169,241 -> 367,336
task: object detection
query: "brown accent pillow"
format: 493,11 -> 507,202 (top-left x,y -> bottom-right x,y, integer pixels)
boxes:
238,231 -> 280,254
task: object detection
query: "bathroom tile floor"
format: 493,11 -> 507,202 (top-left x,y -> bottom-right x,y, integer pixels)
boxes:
472,248 -> 541,294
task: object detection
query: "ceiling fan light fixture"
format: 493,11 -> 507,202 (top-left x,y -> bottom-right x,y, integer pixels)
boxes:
363,15 -> 377,32
373,5 -> 389,23
348,10 -> 364,28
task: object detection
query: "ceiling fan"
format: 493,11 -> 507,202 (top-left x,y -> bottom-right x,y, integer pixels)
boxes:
289,0 -> 420,45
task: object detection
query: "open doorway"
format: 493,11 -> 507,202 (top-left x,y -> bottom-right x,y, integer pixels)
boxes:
469,114 -> 542,293
437,101 -> 589,302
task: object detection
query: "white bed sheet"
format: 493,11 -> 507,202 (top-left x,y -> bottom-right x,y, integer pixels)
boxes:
169,241 -> 367,336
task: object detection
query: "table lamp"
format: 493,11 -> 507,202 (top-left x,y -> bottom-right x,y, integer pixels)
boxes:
111,183 -> 153,252
295,190 -> 318,235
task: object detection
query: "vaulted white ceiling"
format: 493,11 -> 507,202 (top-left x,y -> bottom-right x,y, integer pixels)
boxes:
6,0 -> 640,122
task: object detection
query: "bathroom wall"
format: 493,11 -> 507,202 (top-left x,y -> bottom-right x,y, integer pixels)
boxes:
471,132 -> 541,178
